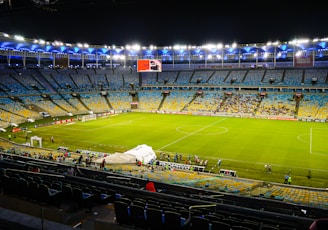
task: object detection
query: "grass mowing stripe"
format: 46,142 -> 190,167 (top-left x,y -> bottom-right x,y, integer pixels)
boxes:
157,118 -> 226,151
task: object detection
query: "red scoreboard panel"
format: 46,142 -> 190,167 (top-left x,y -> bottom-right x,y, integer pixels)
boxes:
137,59 -> 162,72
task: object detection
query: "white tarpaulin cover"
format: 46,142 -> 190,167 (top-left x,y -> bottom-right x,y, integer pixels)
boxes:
124,144 -> 156,164
95,152 -> 136,164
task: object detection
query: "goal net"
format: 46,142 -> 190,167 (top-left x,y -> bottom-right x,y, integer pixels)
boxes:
78,114 -> 97,122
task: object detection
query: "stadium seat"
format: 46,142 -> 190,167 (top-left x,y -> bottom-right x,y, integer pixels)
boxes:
164,210 -> 183,230
129,204 -> 148,229
146,207 -> 165,230
113,200 -> 131,226
211,220 -> 231,230
72,186 -> 94,212
189,216 -> 210,230
38,183 -> 62,208
28,180 -> 40,201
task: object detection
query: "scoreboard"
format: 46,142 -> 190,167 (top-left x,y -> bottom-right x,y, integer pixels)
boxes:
137,59 -> 162,72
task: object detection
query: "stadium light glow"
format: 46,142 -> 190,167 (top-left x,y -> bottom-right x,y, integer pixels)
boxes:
289,39 -> 310,45
14,35 -> 25,41
125,44 -> 140,51
52,40 -> 63,46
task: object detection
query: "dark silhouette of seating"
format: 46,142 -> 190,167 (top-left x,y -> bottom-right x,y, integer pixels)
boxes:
189,216 -> 210,230
222,216 -> 240,227
51,181 -> 62,192
162,205 -> 177,212
308,218 -> 328,230
204,214 -> 222,222
91,187 -> 113,205
164,210 -> 183,230
113,200 -> 131,226
129,204 -> 147,229
8,176 -> 20,196
1,175 -> 10,194
146,203 -> 161,210
28,180 -> 40,201
261,224 -> 280,230
240,220 -> 261,229
211,220 -> 231,230
3,176 -> 19,196
231,225 -> 253,230
178,208 -> 192,219
17,177 -> 29,198
132,199 -> 146,207
146,207 -> 164,230
61,183 -> 73,201
72,186 -> 94,212
38,183 -> 63,208
118,196 -> 132,205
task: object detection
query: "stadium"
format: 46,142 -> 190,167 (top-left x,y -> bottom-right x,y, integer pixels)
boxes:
0,30 -> 327,230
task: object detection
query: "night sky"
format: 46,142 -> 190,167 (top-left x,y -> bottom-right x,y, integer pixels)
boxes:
0,0 -> 327,46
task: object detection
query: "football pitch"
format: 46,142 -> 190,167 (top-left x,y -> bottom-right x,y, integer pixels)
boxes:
4,112 -> 328,188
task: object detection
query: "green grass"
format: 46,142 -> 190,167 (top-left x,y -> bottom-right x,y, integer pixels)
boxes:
1,112 -> 328,188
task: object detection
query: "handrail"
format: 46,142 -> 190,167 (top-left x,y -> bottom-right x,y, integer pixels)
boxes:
106,176 -> 131,181
184,203 -> 217,226
4,168 -> 65,178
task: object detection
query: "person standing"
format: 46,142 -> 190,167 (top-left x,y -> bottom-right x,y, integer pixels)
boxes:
101,158 -> 106,169
217,159 -> 222,168
268,164 -> 272,173
307,170 -> 312,179
78,154 -> 83,164
145,180 -> 156,192
67,166 -> 74,176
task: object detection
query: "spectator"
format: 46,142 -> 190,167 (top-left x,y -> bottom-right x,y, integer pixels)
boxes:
217,159 -> 222,168
67,166 -> 74,176
268,164 -> 272,173
288,176 -> 292,184
101,158 -> 106,169
78,154 -> 83,164
145,180 -> 156,192
308,170 -> 312,179
29,165 -> 40,172
174,153 -> 178,162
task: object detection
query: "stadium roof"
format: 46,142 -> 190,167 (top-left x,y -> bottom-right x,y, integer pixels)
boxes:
0,0 -> 327,45
1,32 -> 328,56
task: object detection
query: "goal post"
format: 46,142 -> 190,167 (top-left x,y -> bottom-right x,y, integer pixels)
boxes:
77,114 -> 97,122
